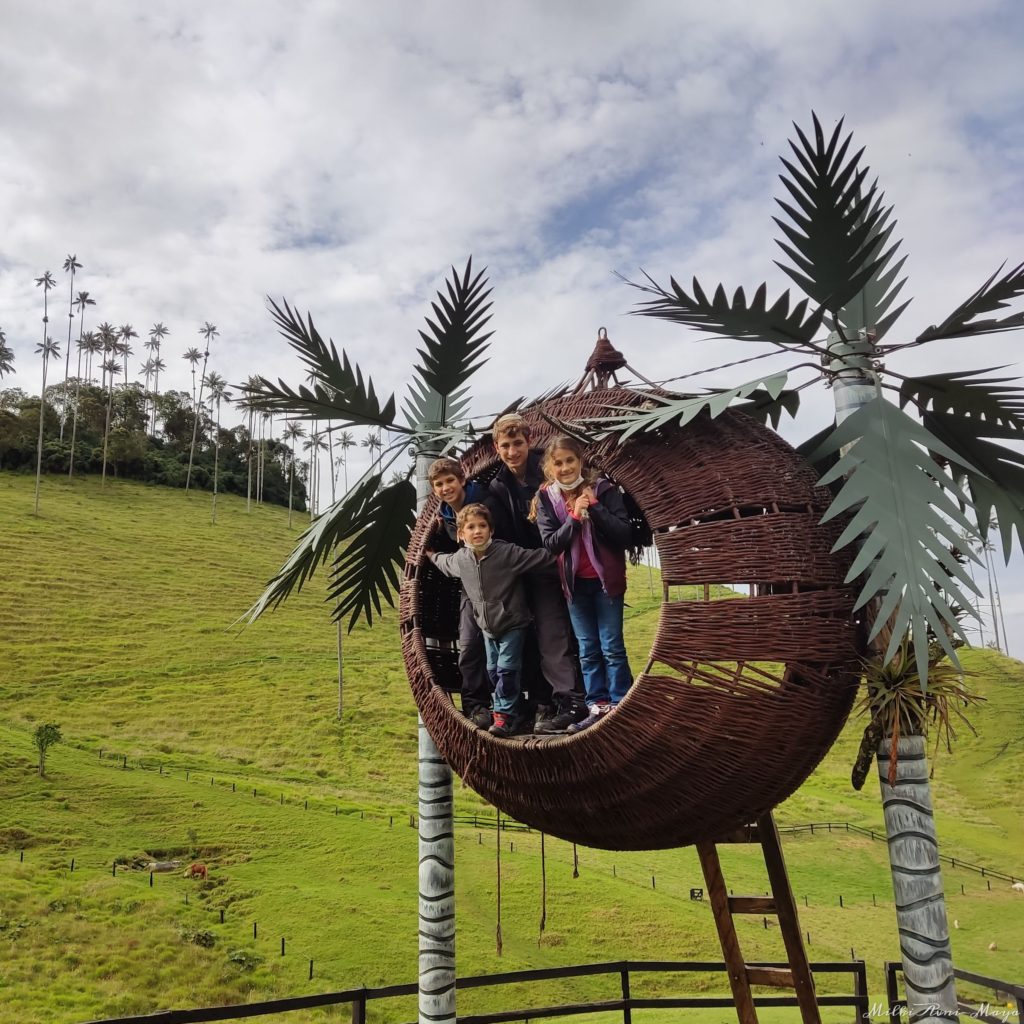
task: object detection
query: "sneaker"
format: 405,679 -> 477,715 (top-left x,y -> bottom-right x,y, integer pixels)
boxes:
532,704 -> 555,733
534,700 -> 587,735
566,702 -> 611,735
468,706 -> 492,730
489,712 -> 511,738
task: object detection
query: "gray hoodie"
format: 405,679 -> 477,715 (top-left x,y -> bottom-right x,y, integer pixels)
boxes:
429,540 -> 554,638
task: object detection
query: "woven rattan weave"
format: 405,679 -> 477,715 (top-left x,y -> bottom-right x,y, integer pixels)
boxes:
400,388 -> 860,851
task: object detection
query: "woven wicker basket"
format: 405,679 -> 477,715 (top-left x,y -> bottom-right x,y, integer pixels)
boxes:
400,388 -> 860,851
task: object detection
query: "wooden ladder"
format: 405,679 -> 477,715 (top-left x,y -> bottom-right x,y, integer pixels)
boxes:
695,812 -> 820,1024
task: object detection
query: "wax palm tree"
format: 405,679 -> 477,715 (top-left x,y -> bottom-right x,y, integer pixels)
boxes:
303,431 -> 329,518
281,419 -> 306,528
116,325 -> 137,390
67,291 -> 97,476
361,429 -> 382,475
236,377 -> 261,512
35,271 -> 56,369
205,371 -> 231,524
59,255 -> 82,438
0,327 -> 13,378
100,356 -> 121,487
335,429 -> 356,492
147,323 -> 169,434
240,260 -> 491,1020
87,325 -> 110,383
183,347 -> 202,408
32,336 -> 61,515
602,113 -> 1024,1021
185,321 -> 219,492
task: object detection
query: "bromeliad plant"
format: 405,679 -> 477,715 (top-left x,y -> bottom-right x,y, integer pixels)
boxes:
239,258 -> 493,629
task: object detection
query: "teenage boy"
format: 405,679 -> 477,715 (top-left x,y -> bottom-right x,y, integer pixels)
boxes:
428,504 -> 554,737
486,414 -> 587,733
428,457 -> 491,729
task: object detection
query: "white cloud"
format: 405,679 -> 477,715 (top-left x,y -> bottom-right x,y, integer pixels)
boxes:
2,1 -> 1024,630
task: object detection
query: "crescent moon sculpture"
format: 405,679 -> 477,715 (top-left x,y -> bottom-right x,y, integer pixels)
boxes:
400,386 -> 860,852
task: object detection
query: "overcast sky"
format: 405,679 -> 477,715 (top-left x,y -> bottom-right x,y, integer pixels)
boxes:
2,0 -> 1023,651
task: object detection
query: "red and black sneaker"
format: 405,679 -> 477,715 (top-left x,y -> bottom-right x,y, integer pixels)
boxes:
489,712 -> 511,738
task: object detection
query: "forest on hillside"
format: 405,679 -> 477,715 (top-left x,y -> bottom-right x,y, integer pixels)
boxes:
0,381 -> 303,510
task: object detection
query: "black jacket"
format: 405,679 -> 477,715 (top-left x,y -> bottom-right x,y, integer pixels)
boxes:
485,450 -> 545,549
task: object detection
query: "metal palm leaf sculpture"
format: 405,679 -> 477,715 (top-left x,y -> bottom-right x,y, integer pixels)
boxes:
241,258 -> 492,629
616,112 -> 1024,682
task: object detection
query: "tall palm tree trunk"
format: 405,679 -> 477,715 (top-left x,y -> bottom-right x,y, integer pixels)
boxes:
878,736 -> 958,1018
101,384 -> 114,488
982,543 -> 1001,653
327,427 -> 337,505
415,449 -> 455,1024
336,620 -> 344,720
68,317 -> 86,477
288,447 -> 295,528
246,407 -> 254,513
830,329 -> 959,1022
60,265 -> 76,440
33,351 -> 51,516
211,402 -> 221,525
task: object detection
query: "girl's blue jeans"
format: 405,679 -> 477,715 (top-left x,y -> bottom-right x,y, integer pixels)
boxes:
568,578 -> 632,706
484,627 -> 525,713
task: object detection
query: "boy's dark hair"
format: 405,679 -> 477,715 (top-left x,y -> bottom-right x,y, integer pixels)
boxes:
492,413 -> 531,442
456,503 -> 493,531
427,457 -> 466,484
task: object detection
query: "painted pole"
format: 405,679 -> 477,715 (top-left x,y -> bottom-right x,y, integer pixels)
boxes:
415,446 -> 456,1024
829,329 -> 959,1022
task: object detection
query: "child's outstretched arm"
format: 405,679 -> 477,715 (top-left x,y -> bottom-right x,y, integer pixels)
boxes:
427,551 -> 463,580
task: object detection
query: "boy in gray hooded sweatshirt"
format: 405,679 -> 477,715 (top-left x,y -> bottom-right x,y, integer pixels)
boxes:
428,503 -> 555,737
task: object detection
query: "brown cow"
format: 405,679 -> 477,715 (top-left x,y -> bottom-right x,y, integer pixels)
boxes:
184,862 -> 208,880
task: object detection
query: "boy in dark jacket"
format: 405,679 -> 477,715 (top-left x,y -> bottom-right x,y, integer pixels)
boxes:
428,457 -> 491,728
486,414 -> 586,733
429,504 -> 554,738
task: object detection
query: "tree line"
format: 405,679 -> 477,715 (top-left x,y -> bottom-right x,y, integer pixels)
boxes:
0,256 -> 392,521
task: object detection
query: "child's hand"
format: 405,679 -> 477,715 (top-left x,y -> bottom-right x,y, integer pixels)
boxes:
573,495 -> 590,518
580,486 -> 597,505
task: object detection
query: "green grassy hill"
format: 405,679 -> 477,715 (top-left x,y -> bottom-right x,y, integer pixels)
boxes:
2,472 -> 1022,1023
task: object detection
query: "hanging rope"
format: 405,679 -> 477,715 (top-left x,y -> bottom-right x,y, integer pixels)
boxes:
572,843 -> 579,879
496,811 -> 503,956
539,832 -> 547,939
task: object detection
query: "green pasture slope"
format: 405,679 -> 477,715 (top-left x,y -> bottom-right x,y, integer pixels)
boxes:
1,472 -> 1022,1024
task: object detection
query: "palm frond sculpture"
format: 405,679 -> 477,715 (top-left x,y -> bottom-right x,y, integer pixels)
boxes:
615,113 -> 1024,682
240,258 -> 492,629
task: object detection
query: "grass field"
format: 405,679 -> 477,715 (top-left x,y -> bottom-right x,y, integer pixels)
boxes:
1,472 -> 1022,1023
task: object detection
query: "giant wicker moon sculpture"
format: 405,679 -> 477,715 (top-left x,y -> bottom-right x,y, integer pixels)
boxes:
400,387 -> 861,852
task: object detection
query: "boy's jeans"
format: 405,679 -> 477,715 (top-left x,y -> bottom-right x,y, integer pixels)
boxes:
567,578 -> 632,706
484,627 -> 526,714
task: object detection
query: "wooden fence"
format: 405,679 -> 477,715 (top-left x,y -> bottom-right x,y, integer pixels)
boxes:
82,958 -> 869,1024
885,961 -> 1024,1023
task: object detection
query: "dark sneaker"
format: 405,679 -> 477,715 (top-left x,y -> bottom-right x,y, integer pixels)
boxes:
468,706 -> 492,730
489,712 -> 511,738
566,702 -> 611,735
534,701 -> 587,735
532,704 -> 554,733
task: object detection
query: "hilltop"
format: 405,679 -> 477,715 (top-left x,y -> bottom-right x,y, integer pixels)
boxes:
1,472 -> 1022,1023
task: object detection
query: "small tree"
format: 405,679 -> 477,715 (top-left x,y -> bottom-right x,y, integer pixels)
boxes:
34,723 -> 62,777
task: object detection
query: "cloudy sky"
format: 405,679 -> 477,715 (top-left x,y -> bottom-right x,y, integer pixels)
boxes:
2,0 -> 1023,650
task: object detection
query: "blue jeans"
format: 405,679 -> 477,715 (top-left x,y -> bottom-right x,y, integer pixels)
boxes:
568,578 -> 632,706
484,627 -> 526,714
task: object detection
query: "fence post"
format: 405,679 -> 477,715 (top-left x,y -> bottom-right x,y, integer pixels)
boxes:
352,989 -> 367,1024
281,937 -> 286,956
309,959 -> 313,980
853,959 -> 869,1024
253,922 -> 258,939
149,871 -> 154,887
220,909 -> 225,924
620,967 -> 632,1024
70,858 -> 74,872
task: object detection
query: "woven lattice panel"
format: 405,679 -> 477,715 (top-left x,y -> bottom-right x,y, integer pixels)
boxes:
400,388 -> 860,851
